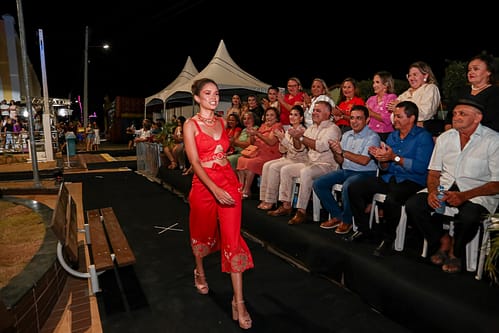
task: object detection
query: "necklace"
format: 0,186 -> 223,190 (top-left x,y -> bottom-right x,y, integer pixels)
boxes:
471,84 -> 491,91
197,113 -> 216,126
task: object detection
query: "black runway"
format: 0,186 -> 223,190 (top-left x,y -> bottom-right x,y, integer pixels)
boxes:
63,169 -> 499,333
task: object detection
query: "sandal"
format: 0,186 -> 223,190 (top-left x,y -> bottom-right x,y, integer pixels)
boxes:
442,257 -> 462,274
430,249 -> 449,266
194,269 -> 209,294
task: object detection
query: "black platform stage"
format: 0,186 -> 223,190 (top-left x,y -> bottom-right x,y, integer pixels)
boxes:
155,165 -> 499,333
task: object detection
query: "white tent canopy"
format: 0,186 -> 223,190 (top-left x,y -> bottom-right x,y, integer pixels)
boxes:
144,55 -> 199,106
146,39 -> 270,109
189,39 -> 270,94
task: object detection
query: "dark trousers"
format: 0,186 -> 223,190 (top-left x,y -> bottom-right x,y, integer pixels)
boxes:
405,192 -> 487,258
348,176 -> 424,241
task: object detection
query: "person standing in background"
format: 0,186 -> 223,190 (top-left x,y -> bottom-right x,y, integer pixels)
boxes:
366,71 -> 398,142
302,78 -> 336,128
183,78 -> 253,330
226,94 -> 242,119
444,52 -> 499,132
247,94 -> 265,126
262,86 -> 280,111
333,77 -> 365,133
278,77 -> 305,130
389,61 -> 441,136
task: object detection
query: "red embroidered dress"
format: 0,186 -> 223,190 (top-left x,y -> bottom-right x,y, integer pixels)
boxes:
189,118 -> 254,273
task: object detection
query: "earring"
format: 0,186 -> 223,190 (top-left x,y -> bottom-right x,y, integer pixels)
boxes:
423,77 -> 427,82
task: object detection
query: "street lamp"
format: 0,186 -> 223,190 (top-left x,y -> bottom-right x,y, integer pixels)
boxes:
83,26 -> 110,128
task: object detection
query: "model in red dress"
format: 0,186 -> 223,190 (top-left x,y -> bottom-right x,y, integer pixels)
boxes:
183,78 -> 253,330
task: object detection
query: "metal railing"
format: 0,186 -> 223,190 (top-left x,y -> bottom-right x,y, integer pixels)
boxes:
136,142 -> 162,179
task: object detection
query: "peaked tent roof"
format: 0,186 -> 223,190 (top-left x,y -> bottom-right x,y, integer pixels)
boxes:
158,39 -> 270,104
145,55 -> 199,106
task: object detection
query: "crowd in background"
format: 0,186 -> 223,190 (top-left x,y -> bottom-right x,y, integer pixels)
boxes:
152,52 -> 499,276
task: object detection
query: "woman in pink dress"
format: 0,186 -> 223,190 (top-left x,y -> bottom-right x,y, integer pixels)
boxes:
236,107 -> 283,198
366,71 -> 397,142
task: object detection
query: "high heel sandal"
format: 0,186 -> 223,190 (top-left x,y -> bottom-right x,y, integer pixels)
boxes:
193,269 -> 209,295
231,299 -> 252,330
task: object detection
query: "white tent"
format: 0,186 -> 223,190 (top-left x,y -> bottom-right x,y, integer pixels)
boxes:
146,40 -> 271,118
144,55 -> 199,107
188,39 -> 270,94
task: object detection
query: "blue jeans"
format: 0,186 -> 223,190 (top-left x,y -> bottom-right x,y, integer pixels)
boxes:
312,169 -> 377,225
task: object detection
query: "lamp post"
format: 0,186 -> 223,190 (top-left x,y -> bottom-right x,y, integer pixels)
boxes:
83,26 -> 89,128
83,26 -> 109,128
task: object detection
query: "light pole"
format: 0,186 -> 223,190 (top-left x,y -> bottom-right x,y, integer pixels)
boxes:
83,26 -> 89,128
83,26 -> 109,128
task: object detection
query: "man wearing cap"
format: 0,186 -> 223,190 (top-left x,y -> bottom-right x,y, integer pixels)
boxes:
406,98 -> 499,274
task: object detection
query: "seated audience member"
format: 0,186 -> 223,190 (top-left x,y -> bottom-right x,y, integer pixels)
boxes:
388,61 -> 442,136
267,100 -> 341,225
228,111 -> 259,170
302,78 -> 336,128
346,101 -> 434,257
226,113 -> 242,155
164,116 -> 187,170
258,105 -> 308,211
444,52 -> 499,132
237,107 -> 283,198
313,105 -> 380,235
332,77 -> 365,133
366,71 -> 398,142
406,98 -> 499,273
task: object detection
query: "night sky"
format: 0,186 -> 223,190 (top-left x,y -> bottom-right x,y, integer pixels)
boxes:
3,1 -> 498,112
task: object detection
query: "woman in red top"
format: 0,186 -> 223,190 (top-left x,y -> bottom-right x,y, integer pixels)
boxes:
183,78 -> 253,330
277,77 -> 305,130
226,113 -> 242,155
333,77 -> 365,133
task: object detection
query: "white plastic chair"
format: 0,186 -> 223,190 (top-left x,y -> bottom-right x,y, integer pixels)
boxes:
291,177 -> 321,222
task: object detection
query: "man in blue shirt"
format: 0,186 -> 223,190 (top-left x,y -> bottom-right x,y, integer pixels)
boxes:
313,105 -> 380,235
345,101 -> 434,257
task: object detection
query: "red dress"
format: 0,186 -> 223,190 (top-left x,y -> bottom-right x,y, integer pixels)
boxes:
189,118 -> 254,273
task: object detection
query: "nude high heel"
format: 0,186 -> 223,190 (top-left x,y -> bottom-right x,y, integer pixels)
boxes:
194,269 -> 209,295
231,299 -> 252,330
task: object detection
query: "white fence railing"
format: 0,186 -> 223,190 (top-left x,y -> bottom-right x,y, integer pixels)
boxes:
136,142 -> 162,179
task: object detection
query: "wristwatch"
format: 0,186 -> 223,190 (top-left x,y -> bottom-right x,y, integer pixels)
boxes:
394,155 -> 401,163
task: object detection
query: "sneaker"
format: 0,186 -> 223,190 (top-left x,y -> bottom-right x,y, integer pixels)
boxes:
320,218 -> 341,229
335,222 -> 352,234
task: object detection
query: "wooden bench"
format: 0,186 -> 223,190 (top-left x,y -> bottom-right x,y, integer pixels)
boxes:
50,182 -> 136,297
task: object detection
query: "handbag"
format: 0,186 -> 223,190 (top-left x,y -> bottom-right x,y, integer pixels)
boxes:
241,144 -> 259,158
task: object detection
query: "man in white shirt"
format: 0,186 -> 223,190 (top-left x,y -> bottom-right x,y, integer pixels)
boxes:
406,98 -> 499,274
